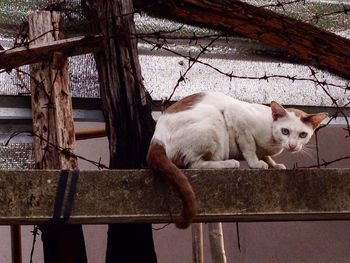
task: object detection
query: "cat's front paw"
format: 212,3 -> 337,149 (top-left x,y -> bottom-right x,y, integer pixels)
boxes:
249,160 -> 268,169
222,159 -> 240,169
273,163 -> 286,170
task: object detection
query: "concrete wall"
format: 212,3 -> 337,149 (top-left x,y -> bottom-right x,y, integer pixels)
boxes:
0,124 -> 349,262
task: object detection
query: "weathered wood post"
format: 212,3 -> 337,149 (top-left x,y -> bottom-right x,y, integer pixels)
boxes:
83,0 -> 157,262
29,11 -> 86,263
208,222 -> 227,263
11,226 -> 22,263
192,223 -> 204,263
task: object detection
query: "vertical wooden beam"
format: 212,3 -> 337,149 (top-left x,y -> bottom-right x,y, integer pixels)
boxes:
84,0 -> 156,261
29,11 -> 86,263
208,223 -> 227,263
11,226 -> 22,263
84,0 -> 155,169
192,223 -> 204,263
29,11 -> 77,169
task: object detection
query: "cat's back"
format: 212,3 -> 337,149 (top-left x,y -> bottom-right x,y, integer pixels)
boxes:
199,91 -> 242,109
160,91 -> 270,120
153,92 -> 229,141
156,92 -> 224,128
200,92 -> 271,117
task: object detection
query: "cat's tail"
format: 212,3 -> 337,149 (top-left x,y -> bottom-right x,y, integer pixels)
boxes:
146,140 -> 196,229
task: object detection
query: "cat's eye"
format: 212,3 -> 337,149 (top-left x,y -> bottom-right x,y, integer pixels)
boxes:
299,132 -> 308,138
281,128 -> 289,135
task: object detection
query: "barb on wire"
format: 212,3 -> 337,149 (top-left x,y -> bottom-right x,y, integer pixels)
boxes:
13,68 -> 31,94
259,0 -> 350,25
259,0 -> 306,10
298,156 -> 350,169
165,36 -> 221,103
310,4 -> 350,23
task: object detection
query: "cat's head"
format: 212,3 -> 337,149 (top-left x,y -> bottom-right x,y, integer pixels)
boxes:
270,101 -> 328,153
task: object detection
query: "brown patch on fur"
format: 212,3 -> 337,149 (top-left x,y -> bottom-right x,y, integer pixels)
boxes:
288,108 -> 328,129
147,140 -> 196,228
165,92 -> 205,113
287,108 -> 308,118
302,112 -> 329,129
202,151 -> 213,161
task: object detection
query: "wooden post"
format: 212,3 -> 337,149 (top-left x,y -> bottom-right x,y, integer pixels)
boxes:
11,226 -> 22,263
208,222 -> 227,263
84,0 -> 157,261
192,223 -> 204,263
29,11 -> 86,263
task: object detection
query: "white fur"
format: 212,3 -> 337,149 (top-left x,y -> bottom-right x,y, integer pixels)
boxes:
152,92 -> 316,169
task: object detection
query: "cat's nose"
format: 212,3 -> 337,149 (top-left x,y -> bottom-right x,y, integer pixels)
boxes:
289,143 -> 297,151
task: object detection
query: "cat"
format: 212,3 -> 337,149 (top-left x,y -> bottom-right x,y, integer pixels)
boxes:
147,91 -> 328,228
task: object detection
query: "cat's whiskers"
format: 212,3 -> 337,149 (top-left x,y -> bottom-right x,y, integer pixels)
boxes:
304,143 -> 317,149
298,145 -> 316,160
303,143 -> 317,153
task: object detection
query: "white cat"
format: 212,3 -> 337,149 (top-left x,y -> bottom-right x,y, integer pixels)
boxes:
147,92 -> 328,228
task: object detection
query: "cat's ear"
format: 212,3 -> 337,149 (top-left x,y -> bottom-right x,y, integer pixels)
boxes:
271,101 -> 287,120
302,112 -> 329,129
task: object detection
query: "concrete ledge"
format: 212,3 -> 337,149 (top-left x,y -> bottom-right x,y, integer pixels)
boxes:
0,169 -> 350,225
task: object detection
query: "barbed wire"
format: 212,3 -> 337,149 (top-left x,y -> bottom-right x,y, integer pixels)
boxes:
139,36 -> 349,90
308,67 -> 350,136
166,36 -> 220,102
259,0 -> 306,9
258,0 -> 350,24
310,4 -> 350,23
297,155 -> 350,169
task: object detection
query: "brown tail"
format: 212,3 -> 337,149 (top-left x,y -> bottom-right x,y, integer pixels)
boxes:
147,140 -> 196,229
